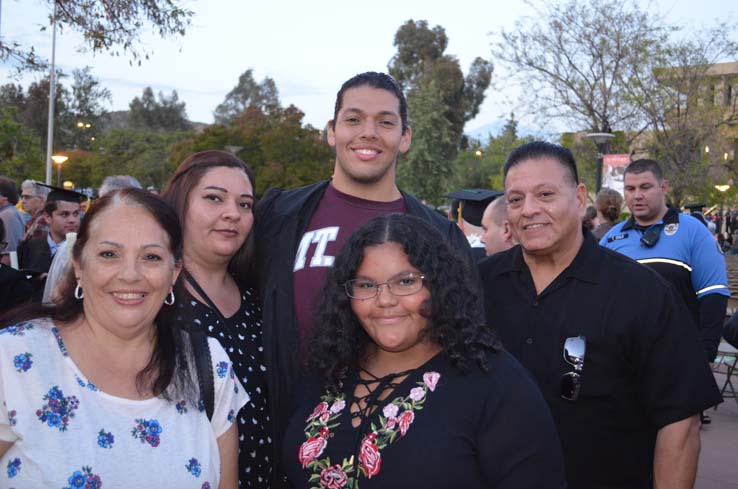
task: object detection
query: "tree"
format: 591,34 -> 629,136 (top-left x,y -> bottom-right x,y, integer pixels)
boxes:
0,107 -> 45,182
81,129 -> 190,190
626,24 -> 738,205
397,81 -> 454,205
389,20 -> 493,161
492,0 -> 668,135
170,105 -> 332,194
450,113 -> 535,192
1,1 -> 193,71
68,67 -> 112,150
213,69 -> 281,123
128,87 -> 192,132
0,75 -> 74,151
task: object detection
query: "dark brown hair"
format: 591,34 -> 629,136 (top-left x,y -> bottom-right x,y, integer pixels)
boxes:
0,188 -> 191,400
161,150 -> 256,288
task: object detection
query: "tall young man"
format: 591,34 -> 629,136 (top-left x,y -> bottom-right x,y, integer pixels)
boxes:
254,72 -> 471,483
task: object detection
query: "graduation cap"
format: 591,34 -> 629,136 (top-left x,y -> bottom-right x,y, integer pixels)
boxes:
35,182 -> 89,204
447,189 -> 504,227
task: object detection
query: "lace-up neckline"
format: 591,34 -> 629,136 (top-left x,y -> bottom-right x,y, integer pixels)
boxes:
349,367 -> 414,427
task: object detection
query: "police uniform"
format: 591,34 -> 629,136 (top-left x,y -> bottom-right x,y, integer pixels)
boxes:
600,207 -> 729,360
479,230 -> 722,489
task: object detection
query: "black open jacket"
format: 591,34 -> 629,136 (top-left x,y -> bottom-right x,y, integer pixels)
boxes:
253,180 -> 473,486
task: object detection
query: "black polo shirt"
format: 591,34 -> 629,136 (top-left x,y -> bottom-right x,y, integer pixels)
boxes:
479,230 -> 722,489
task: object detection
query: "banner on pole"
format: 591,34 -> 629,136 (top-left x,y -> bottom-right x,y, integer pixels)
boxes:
602,154 -> 631,196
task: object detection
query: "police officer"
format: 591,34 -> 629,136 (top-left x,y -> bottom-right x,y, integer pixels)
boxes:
600,159 -> 729,365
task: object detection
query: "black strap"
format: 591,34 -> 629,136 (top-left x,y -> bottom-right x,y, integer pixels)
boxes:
190,329 -> 215,421
182,269 -> 224,421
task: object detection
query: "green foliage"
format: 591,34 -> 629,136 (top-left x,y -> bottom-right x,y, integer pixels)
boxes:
128,87 -> 192,132
68,67 -> 112,150
0,107 -> 44,181
389,20 -> 493,163
449,113 -> 535,194
213,69 -> 281,123
170,105 -> 332,195
1,0 -> 193,72
397,81 -> 455,205
78,129 -> 192,190
560,131 -> 629,195
0,75 -> 74,151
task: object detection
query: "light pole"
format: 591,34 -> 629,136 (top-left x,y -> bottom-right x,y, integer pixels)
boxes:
585,132 -> 615,193
715,184 -> 731,234
44,2 -> 60,184
51,155 -> 68,186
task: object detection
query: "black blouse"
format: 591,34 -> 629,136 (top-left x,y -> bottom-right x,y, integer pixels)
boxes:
282,351 -> 566,489
175,286 -> 273,488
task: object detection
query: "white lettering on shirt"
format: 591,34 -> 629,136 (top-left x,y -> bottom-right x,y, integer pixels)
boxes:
293,226 -> 339,271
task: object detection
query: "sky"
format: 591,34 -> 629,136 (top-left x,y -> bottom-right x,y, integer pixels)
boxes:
1,0 -> 736,138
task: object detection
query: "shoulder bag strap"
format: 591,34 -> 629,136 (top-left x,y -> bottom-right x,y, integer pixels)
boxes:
190,329 -> 215,421
182,269 -> 223,421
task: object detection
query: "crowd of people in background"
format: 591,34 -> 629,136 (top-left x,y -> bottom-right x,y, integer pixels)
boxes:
0,71 -> 734,489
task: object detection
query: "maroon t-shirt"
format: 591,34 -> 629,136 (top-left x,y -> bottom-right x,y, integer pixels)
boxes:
293,183 -> 406,343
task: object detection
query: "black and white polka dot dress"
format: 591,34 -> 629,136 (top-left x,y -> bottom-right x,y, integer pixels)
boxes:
176,286 -> 273,488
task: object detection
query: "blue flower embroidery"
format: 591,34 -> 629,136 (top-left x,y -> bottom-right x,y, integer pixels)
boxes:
13,352 -> 32,372
63,466 -> 101,489
197,399 -> 206,412
131,418 -> 162,447
201,483 -> 211,489
7,409 -> 17,426
51,327 -> 68,356
185,457 -> 202,477
176,400 -> 188,415
216,361 -> 229,379
0,323 -> 34,336
36,386 -> 79,431
227,409 -> 235,424
76,376 -> 99,391
6,458 -> 20,478
97,429 -> 114,449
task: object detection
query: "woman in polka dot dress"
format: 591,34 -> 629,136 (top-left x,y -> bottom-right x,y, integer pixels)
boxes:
162,150 -> 273,488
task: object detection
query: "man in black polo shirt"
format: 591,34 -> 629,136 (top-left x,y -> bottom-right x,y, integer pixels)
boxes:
479,141 -> 721,489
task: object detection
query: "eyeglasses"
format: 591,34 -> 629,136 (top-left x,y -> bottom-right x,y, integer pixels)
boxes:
344,272 -> 426,300
561,335 -> 586,401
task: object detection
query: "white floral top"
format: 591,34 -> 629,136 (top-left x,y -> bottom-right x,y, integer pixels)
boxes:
0,319 -> 248,488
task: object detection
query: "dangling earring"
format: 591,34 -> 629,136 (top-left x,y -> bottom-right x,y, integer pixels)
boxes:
164,289 -> 175,306
74,281 -> 84,300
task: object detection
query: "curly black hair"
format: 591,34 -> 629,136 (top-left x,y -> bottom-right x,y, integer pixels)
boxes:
305,213 -> 501,392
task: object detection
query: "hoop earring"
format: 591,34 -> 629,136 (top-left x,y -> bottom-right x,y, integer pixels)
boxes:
164,290 -> 175,306
74,284 -> 84,300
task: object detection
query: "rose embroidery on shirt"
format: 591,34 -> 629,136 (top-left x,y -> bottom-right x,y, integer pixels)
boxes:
298,371 -> 440,487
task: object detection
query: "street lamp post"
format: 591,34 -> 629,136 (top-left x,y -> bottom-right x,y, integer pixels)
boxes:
44,2 -> 59,185
585,132 -> 616,193
51,155 -> 68,186
715,184 -> 731,234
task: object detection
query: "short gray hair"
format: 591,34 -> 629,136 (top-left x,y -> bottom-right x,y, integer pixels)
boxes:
21,180 -> 49,199
99,175 -> 143,196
